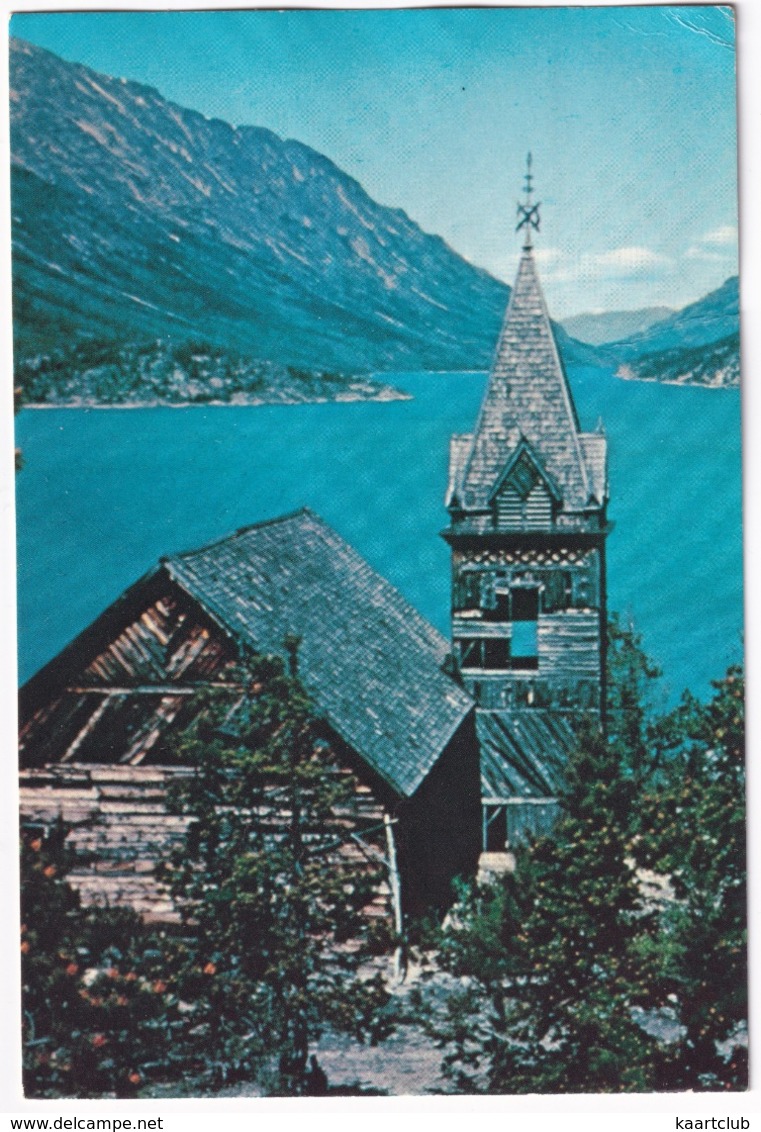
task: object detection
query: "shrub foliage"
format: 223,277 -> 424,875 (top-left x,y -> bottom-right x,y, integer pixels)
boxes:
413,623 -> 746,1093
21,648 -> 392,1097
20,627 -> 746,1095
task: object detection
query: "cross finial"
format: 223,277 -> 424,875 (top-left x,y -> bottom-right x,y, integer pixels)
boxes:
516,151 -> 541,251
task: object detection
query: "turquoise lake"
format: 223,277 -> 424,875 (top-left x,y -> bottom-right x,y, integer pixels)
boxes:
15,367 -> 743,703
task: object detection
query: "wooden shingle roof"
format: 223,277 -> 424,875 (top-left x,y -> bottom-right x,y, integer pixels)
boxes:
456,249 -> 604,513
477,709 -> 577,800
163,509 -> 473,799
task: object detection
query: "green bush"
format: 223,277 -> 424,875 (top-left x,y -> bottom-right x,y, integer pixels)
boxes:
21,651 -> 395,1098
21,825 -> 190,1097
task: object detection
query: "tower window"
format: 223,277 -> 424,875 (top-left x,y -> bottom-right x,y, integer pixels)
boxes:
512,586 -> 538,621
511,585 -> 539,670
484,587 -> 510,622
456,571 -> 481,611
493,455 -> 554,531
511,621 -> 538,667
483,639 -> 511,669
457,637 -> 511,670
540,570 -> 572,613
459,638 -> 482,668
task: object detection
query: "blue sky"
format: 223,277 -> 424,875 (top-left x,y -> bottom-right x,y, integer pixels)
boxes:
10,5 -> 738,317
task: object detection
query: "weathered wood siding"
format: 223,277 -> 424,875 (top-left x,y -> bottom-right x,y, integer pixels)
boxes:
494,482 -> 553,531
20,764 -> 192,921
82,594 -> 228,685
20,761 -> 392,926
537,610 -> 600,675
450,543 -> 603,713
19,586 -> 236,769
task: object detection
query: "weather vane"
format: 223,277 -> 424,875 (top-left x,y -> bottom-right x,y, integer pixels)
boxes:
516,151 -> 541,249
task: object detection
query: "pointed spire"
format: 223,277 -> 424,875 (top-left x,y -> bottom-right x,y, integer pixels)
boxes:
458,161 -> 591,513
516,152 -> 541,252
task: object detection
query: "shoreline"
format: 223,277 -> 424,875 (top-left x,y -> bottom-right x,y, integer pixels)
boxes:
615,370 -> 739,391
22,390 -> 413,410
21,372 -> 741,408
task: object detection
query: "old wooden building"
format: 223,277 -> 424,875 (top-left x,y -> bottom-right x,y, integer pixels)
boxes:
19,162 -> 609,919
444,162 -> 609,850
20,509 -> 481,921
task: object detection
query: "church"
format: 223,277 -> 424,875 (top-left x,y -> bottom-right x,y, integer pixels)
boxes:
444,158 -> 609,851
19,162 -> 608,922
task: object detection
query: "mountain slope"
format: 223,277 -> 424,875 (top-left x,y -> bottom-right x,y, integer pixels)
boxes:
599,277 -> 738,360
11,38 -> 596,376
561,306 -> 673,347
596,276 -> 740,387
617,332 -> 740,388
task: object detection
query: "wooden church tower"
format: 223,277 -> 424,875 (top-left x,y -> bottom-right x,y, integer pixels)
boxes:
443,157 -> 610,851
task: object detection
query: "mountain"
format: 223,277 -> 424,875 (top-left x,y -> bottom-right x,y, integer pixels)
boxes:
561,306 -> 673,347
9,38 -> 595,382
603,276 -> 738,358
617,332 -> 739,388
14,339 -> 408,406
596,276 -> 740,387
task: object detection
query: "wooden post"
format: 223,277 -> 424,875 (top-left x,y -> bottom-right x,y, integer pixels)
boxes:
383,813 -> 405,981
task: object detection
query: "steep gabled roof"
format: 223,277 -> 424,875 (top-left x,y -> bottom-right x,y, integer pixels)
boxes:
459,250 -> 590,511
163,508 -> 473,798
446,433 -> 473,508
487,436 -> 563,506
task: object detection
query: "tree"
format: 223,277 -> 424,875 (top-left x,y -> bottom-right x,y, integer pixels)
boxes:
605,612 -> 663,786
635,665 -> 747,1089
417,613 -> 747,1095
420,719 -> 662,1093
162,646 -> 392,1094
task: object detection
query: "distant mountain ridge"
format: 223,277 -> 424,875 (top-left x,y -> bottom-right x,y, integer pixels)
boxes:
597,276 -> 740,387
600,276 -> 738,358
561,306 -> 673,347
9,37 -> 593,379
10,38 -> 738,390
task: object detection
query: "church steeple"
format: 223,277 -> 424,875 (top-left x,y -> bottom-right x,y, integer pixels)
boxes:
451,160 -> 599,525
443,161 -> 610,853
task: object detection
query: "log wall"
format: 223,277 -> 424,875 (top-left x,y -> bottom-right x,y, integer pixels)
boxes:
20,762 -> 392,926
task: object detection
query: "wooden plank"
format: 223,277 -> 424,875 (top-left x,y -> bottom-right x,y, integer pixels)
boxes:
59,696 -> 113,763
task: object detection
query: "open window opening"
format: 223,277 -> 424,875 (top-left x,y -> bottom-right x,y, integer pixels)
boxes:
455,570 -> 481,613
458,637 -> 511,670
510,585 -> 539,670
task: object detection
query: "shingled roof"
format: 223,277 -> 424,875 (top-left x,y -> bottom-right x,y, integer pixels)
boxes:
456,249 -> 603,513
163,509 -> 473,799
477,709 -> 577,800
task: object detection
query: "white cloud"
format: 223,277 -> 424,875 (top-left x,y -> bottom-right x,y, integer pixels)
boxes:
592,246 -> 668,271
483,245 -> 565,284
536,245 -> 670,285
701,224 -> 737,246
532,246 -> 565,268
478,242 -> 685,320
682,224 -> 737,264
685,245 -> 731,263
